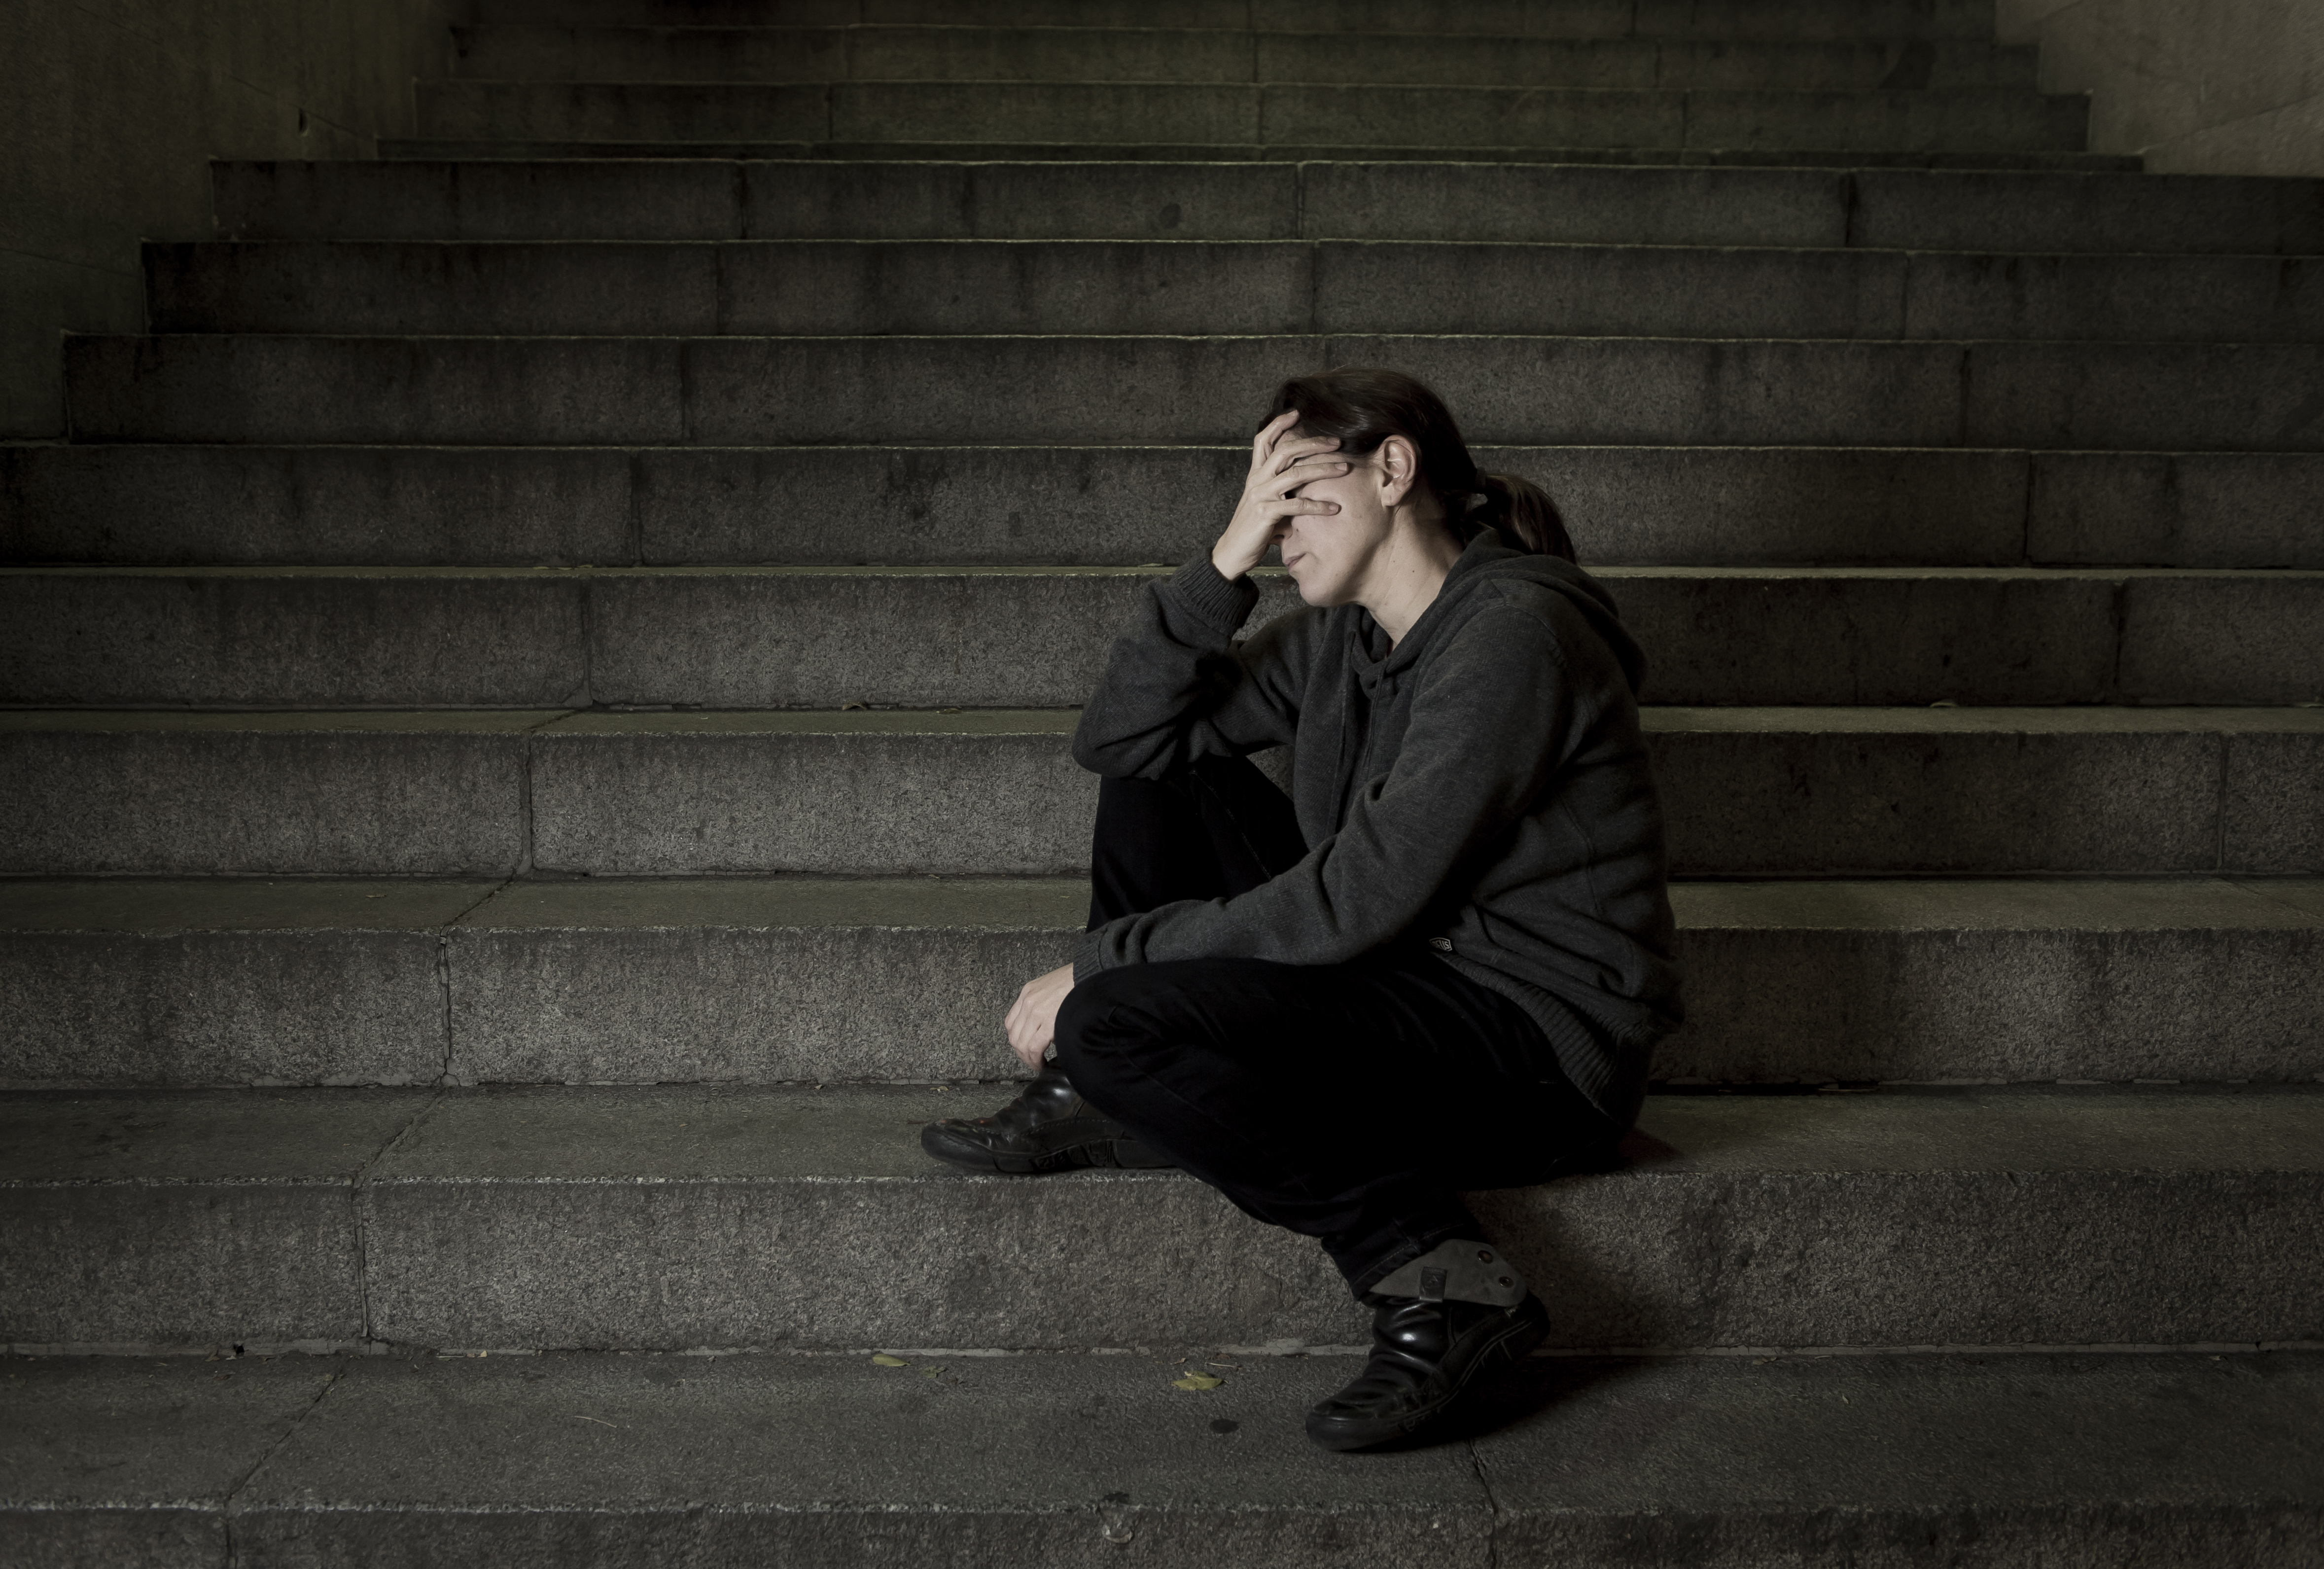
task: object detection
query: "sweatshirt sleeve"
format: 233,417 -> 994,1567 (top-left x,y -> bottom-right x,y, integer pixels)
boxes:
1074,598 -> 1600,981
1070,557 -> 1319,780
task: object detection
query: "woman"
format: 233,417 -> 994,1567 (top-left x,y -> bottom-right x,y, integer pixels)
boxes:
922,367 -> 1683,1450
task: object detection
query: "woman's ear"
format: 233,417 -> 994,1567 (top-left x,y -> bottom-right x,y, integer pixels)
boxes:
1376,434 -> 1420,507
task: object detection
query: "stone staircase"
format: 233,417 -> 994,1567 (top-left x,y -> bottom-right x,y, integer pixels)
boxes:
4,0 -> 2323,1561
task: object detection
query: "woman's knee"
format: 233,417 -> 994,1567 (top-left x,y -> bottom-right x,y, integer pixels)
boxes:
1053,964 -> 1146,1077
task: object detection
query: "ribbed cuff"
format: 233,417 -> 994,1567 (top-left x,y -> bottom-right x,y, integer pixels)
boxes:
1166,555 -> 1260,631
1071,931 -> 1109,985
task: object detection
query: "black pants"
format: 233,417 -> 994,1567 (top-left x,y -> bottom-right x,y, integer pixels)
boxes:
1052,757 -> 1622,1297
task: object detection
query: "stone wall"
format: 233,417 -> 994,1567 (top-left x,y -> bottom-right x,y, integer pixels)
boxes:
1,0 -> 462,437
2001,0 -> 2324,176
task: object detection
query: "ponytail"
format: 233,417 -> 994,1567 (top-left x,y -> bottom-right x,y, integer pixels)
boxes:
1472,471 -> 1575,563
1266,367 -> 1580,563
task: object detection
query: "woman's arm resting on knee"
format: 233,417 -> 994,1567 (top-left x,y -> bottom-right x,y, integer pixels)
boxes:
1005,963 -> 1077,1072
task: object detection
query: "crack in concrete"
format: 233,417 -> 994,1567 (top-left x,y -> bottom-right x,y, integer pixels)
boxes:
350,1091 -> 446,1352
218,1361 -> 342,1567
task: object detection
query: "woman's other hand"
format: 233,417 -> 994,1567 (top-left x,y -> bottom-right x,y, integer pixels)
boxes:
1212,409 -> 1346,581
1005,963 -> 1078,1071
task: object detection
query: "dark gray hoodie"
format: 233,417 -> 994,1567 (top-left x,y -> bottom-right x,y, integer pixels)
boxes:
1069,532 -> 1684,1127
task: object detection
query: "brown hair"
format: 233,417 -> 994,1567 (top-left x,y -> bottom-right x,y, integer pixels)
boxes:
1263,367 -> 1575,562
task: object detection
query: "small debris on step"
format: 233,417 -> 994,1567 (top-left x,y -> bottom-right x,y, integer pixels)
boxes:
1172,1372 -> 1224,1391
871,1355 -> 908,1367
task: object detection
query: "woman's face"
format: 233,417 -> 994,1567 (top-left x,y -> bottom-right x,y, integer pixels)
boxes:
1276,443 -> 1402,607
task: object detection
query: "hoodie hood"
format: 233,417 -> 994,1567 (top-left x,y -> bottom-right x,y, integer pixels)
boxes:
1360,534 -> 1650,698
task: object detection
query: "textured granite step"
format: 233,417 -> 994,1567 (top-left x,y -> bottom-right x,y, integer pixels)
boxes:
4,1082 -> 2320,1352
210,159 -> 2324,253
4,565 -> 2318,708
380,138 -> 2140,169
469,0 -> 2007,45
3,875 -> 2318,1090
8,1348 -> 2322,1568
64,333 -> 2324,450
3,708 -> 2316,878
448,24 -> 2039,90
141,238 -> 2324,343
10,443 -> 2324,571
414,81 -> 2090,154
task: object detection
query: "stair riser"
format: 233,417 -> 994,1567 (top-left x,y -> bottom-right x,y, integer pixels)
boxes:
66,335 -> 2324,451
215,159 -> 2324,254
145,241 -> 2324,343
6,896 -> 2317,1088
415,82 -> 2090,154
3,723 -> 2315,877
15,445 -> 2320,571
469,0 -> 2004,44
385,139 -> 2144,172
7,1121 -> 2316,1352
5,571 -> 2318,708
452,26 -> 2037,91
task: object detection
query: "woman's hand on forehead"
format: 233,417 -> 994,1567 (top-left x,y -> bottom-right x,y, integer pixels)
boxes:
1212,409 -> 1349,581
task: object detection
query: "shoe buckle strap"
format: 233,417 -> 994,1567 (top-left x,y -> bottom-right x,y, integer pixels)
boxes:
1373,1239 -> 1525,1307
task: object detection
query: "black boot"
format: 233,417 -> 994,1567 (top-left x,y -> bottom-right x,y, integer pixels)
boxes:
919,1067 -> 1175,1175
1305,1243 -> 1548,1452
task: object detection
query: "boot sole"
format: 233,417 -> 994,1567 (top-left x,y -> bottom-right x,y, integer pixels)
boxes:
1303,1302 -> 1550,1453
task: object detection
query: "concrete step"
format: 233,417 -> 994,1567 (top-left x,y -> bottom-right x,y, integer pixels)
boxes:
413,81 -> 2091,155
63,332 -> 2324,451
211,159 -> 2324,254
3,1082 -> 2318,1352
10,1351 -> 2320,1569
10,443 -> 2324,571
470,0 -> 2006,44
4,566 -> 2318,708
4,876 -> 2317,1090
3,708 -> 2316,878
141,239 -> 2324,343
382,137 -> 2140,169
450,25 -> 2040,90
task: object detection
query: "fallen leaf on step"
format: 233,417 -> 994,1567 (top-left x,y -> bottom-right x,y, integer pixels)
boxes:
871,1355 -> 908,1367
1172,1372 -> 1224,1391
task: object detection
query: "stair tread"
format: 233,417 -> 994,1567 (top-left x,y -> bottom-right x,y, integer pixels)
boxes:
13,1349 -> 2320,1559
8,1081 -> 2322,1184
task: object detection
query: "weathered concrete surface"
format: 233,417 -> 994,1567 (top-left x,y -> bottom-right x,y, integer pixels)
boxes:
8,708 -> 2317,877
0,1089 -> 436,1350
470,0 -> 2003,39
141,238 -> 2324,343
212,159 -> 2324,254
414,80 -> 2088,154
13,1350 -> 2319,1568
2029,450 -> 2324,568
0,711 -> 550,876
450,26 -> 2036,91
26,565 -> 2318,707
527,711 -> 1092,877
7,876 -> 2319,1088
0,442 -> 634,567
1476,1351 -> 2324,1565
69,333 -> 2324,449
1647,705 -> 2324,876
0,1355 -> 335,1568
0,569 -> 593,708
9,1082 -> 2313,1351
1665,877 -> 2324,1082
447,876 -> 1082,1085
384,138 -> 2140,171
20,443 -> 2317,570
0,878 -> 488,1087
0,0 -> 458,437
